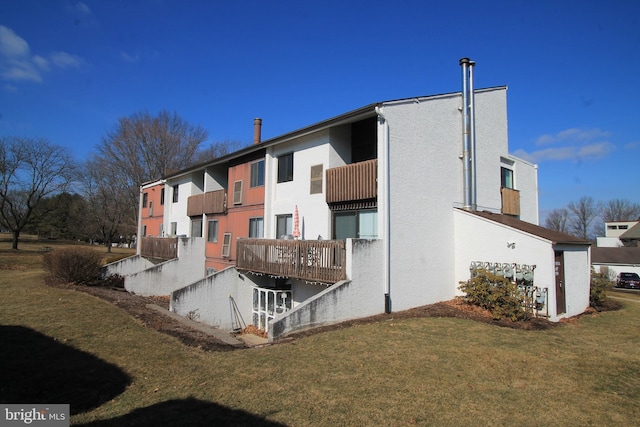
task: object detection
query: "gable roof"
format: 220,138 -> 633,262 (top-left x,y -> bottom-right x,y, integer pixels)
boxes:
620,222 -> 640,240
164,86 -> 508,180
592,247 -> 640,265
461,209 -> 591,245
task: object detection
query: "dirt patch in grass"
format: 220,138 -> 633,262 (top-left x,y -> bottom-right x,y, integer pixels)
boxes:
56,283 -> 623,350
55,284 -> 239,352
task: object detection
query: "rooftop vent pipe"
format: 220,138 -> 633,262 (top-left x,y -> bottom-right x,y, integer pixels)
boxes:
460,58 -> 477,211
253,118 -> 262,144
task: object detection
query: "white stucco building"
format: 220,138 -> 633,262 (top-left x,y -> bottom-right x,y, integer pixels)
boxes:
108,62 -> 592,341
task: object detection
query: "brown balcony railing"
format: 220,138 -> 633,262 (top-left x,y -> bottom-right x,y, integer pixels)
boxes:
187,189 -> 227,216
501,187 -> 520,216
140,237 -> 178,260
236,239 -> 346,284
326,159 -> 377,204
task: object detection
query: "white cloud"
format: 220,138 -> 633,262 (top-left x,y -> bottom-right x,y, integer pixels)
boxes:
50,51 -> 85,69
74,2 -> 92,15
516,127 -> 615,163
624,141 -> 640,150
0,25 -> 86,84
534,127 -> 610,146
120,51 -> 140,63
0,25 -> 30,57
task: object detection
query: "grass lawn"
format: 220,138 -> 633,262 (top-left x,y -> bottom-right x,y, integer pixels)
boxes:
1,240 -> 640,426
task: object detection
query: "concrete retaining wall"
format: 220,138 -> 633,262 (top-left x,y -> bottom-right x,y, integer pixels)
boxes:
107,237 -> 206,296
269,239 -> 384,340
170,267 -> 255,330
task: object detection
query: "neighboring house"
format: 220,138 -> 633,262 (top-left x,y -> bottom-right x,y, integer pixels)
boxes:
139,180 -> 165,238
592,247 -> 640,279
619,222 -> 640,247
107,61 -> 592,340
596,220 -> 640,248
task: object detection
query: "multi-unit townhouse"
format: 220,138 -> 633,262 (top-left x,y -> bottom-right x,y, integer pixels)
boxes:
114,61 -> 592,341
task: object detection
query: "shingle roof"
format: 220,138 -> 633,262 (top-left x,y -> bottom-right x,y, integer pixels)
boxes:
620,223 -> 640,240
592,247 -> 640,265
461,209 -> 591,245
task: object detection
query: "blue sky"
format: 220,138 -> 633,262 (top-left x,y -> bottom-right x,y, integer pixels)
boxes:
1,0 -> 639,220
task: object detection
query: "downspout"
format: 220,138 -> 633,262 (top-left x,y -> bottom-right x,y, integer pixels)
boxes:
375,105 -> 392,313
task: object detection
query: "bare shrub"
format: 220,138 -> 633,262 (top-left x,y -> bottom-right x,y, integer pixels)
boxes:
43,247 -> 104,285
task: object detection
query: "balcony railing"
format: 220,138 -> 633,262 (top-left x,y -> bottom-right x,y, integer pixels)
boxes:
501,187 -> 521,216
236,239 -> 346,284
187,189 -> 227,217
140,237 -> 178,260
326,159 -> 377,204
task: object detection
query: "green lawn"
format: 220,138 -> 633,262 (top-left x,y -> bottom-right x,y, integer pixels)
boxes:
1,241 -> 639,426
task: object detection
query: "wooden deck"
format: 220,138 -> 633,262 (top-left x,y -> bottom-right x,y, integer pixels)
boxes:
236,239 -> 346,284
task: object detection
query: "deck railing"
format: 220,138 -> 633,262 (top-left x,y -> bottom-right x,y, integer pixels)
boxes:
187,189 -> 227,216
140,237 -> 178,260
236,239 -> 346,284
326,159 -> 377,204
501,187 -> 521,216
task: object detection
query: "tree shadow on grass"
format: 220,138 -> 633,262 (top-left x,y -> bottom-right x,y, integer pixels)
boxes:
0,325 -> 131,415
76,397 -> 288,427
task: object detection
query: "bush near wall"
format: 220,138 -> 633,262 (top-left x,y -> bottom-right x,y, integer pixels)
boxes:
43,247 -> 104,285
590,268 -> 611,308
458,269 -> 527,321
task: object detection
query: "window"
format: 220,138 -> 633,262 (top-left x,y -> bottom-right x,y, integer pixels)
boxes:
233,180 -> 243,205
276,214 -> 293,238
170,222 -> 177,236
310,164 -> 323,194
277,153 -> 294,183
191,218 -> 203,237
250,160 -> 265,187
249,217 -> 264,238
142,192 -> 148,208
607,225 -> 618,230
142,225 -> 147,236
207,220 -> 218,243
619,225 -> 629,230
501,167 -> 514,189
172,185 -> 179,203
333,209 -> 378,240
160,188 -> 165,205
149,201 -> 153,217
222,233 -> 232,258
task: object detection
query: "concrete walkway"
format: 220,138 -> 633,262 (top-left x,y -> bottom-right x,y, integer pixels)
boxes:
146,304 -> 243,346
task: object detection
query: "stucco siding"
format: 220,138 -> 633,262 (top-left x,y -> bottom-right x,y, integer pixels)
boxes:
123,237 -> 206,296
171,266 -> 254,330
265,130 -> 333,240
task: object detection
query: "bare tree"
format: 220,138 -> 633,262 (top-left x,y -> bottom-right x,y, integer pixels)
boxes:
82,157 -> 133,252
544,208 -> 570,234
0,137 -> 75,249
194,139 -> 246,164
601,198 -> 640,222
567,196 -> 601,240
95,110 -> 209,230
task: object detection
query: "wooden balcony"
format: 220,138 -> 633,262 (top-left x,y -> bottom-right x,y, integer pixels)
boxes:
326,159 -> 377,204
501,187 -> 521,216
187,189 -> 227,216
236,239 -> 346,284
141,237 -> 178,260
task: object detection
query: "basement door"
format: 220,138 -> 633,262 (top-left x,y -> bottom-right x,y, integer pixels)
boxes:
554,251 -> 566,315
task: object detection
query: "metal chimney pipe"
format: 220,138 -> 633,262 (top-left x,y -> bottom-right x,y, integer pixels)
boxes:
253,118 -> 262,144
468,60 -> 477,211
460,58 -> 473,210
